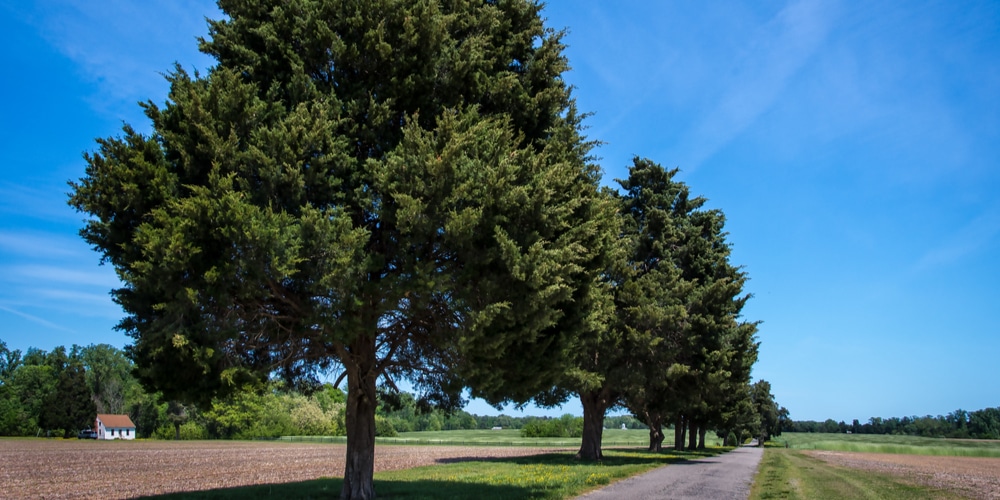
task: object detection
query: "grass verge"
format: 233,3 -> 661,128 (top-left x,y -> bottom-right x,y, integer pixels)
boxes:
143,447 -> 726,499
750,448 -> 962,500
777,432 -> 1000,457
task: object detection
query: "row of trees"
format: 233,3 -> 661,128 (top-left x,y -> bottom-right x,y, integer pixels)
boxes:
790,408 -> 1000,439
1,342 -> 111,437
67,1 -> 768,497
0,340 -> 348,439
0,339 -> 657,440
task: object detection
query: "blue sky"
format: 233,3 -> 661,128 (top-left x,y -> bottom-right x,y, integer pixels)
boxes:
1,0 -> 998,423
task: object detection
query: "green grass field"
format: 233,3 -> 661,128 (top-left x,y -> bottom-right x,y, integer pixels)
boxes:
146,448 -> 726,499
777,432 -> 1000,457
749,448 -> 962,500
279,428 -> 669,448
751,433 -> 1000,499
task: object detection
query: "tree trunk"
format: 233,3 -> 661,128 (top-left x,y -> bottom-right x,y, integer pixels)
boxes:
698,425 -> 707,450
688,419 -> 698,450
646,412 -> 664,452
341,335 -> 379,500
174,422 -> 180,441
674,415 -> 685,450
576,390 -> 608,460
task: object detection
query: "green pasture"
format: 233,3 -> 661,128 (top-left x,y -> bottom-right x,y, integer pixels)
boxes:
279,428 -> 661,448
778,432 -> 1000,457
750,448 -> 961,500
145,448 -> 727,499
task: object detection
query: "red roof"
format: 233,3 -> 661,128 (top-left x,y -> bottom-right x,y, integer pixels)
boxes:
96,414 -> 135,428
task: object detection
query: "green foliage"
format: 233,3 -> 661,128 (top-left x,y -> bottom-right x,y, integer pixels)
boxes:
375,415 -> 398,438
0,384 -> 29,435
154,420 -> 209,440
520,415 -> 583,438
726,431 -> 738,447
41,360 -> 96,437
0,339 -> 22,383
3,364 -> 53,434
792,407 -> 1000,440
750,380 -> 781,443
0,342 -> 351,439
81,343 -> 137,414
69,4 -> 617,495
69,0 -> 613,412
199,384 -> 344,440
603,415 -> 648,430
366,428 -> 648,447
613,158 -> 759,451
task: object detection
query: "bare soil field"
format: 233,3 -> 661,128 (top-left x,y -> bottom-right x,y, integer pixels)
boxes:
0,439 -> 567,499
809,450 -> 1000,499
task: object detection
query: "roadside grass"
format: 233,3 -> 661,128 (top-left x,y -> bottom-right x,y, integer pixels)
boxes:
279,428 -> 660,448
777,432 -> 1000,457
144,447 -> 728,499
750,448 -> 962,500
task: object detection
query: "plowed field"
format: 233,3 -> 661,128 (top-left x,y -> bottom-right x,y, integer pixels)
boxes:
809,450 -> 1000,499
0,439 -> 566,499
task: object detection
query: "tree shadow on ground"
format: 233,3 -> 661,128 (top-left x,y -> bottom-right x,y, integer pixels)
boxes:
140,478 -> 532,500
435,446 -> 726,467
139,448 -> 732,499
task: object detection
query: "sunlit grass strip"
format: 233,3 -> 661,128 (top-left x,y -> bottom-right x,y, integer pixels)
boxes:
145,448 -> 728,499
373,448 -> 725,499
750,448 -> 962,500
778,432 -> 1000,457
794,441 -> 1000,457
278,428 -> 672,448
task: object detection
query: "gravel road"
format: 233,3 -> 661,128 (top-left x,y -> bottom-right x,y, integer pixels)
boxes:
576,446 -> 764,500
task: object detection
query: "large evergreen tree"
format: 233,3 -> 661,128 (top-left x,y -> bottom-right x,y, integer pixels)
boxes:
615,158 -> 758,451
41,360 -> 96,437
69,1 -> 613,498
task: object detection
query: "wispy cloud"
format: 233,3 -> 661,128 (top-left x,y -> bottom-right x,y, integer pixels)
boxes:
9,264 -> 120,289
678,0 -> 838,170
0,230 -> 85,258
0,182 -> 80,223
17,0 -> 219,122
27,288 -> 123,320
0,304 -> 74,333
914,205 -> 1000,272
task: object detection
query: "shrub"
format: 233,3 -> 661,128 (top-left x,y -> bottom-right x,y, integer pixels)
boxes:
726,431 -> 738,447
519,415 -> 583,438
375,415 -> 398,437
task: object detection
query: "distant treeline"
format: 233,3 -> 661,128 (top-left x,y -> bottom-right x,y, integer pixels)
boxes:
0,340 -> 646,439
375,390 -> 646,437
789,408 -> 1000,439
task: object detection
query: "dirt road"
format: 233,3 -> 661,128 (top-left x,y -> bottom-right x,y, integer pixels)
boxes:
576,446 -> 764,500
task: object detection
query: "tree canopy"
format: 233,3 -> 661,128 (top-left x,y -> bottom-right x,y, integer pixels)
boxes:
613,158 -> 759,452
69,1 -> 614,498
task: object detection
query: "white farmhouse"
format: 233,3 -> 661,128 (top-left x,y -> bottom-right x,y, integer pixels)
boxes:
96,414 -> 136,440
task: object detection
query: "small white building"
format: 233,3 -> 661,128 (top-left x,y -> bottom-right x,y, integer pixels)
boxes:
96,414 -> 136,440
